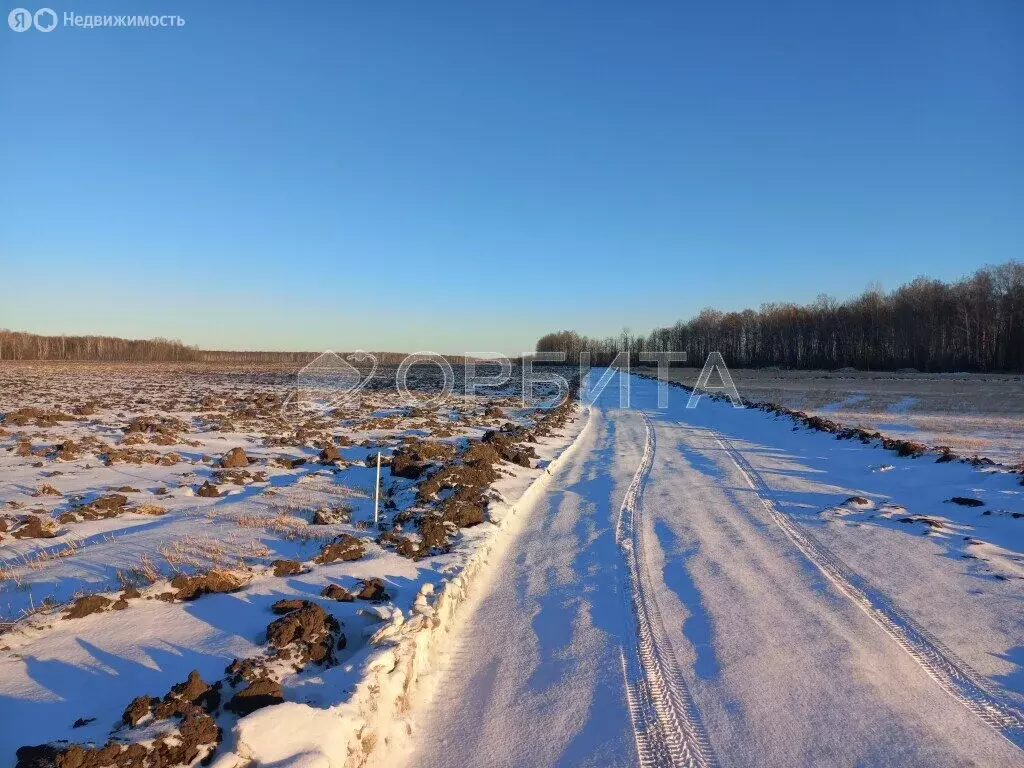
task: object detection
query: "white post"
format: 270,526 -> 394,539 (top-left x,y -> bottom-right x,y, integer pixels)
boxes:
373,451 -> 381,527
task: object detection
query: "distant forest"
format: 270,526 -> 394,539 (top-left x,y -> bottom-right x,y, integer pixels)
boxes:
0,331 -> 201,362
536,262 -> 1024,372
0,331 -> 466,366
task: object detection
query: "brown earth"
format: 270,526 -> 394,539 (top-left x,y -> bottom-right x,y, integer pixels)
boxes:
63,595 -> 113,620
170,570 -> 247,601
220,447 -> 251,468
314,534 -> 365,564
272,559 -> 302,576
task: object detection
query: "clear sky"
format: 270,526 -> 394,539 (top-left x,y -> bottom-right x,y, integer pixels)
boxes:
2,1 -> 1021,354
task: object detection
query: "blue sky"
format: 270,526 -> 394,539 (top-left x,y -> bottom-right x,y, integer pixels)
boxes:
2,1 -> 1021,354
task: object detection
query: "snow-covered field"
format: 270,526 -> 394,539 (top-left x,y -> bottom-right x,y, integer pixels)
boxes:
0,363 -> 585,767
653,367 -> 1024,465
3,364 -> 1023,767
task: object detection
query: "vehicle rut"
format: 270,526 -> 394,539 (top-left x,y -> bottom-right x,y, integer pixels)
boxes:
616,412 -> 717,768
712,430 -> 1024,752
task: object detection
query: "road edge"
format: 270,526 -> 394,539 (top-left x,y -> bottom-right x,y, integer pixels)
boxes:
225,405 -> 595,768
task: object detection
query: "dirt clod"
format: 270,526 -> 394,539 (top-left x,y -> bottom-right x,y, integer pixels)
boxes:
15,745 -> 63,768
271,598 -> 307,614
196,481 -> 221,498
272,559 -> 302,577
220,447 -> 251,468
463,442 -> 501,467
170,570 -> 247,601
319,445 -> 342,464
320,584 -> 354,601
390,453 -> 428,479
314,534 -> 364,564
441,497 -> 485,528
64,594 -> 113,620
419,515 -> 451,551
265,601 -> 341,665
92,494 -> 129,511
948,496 -> 984,507
226,678 -> 284,716
312,504 -> 351,525
122,695 -> 154,726
12,514 -> 59,539
356,578 -> 390,602
166,670 -> 221,714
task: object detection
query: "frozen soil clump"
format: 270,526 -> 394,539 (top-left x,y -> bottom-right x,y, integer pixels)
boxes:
11,514 -> 60,539
272,558 -> 302,576
314,534 -> 365,564
219,447 -> 251,468
63,594 -> 113,620
266,599 -> 343,665
17,670 -> 222,768
225,678 -> 284,716
170,570 -> 248,601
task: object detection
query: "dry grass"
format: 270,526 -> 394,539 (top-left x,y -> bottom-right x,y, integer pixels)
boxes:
121,536 -> 272,582
160,535 -> 233,569
16,595 -> 58,622
235,511 -> 333,542
0,539 -> 85,582
25,539 -> 82,568
0,564 -> 23,588
134,552 -> 161,584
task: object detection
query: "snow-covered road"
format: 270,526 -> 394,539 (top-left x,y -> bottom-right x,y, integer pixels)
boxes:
394,373 -> 1024,767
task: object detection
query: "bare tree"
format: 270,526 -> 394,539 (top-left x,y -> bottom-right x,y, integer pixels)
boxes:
537,262 -> 1024,372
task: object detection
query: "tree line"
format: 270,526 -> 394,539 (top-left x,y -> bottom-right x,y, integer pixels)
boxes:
0,331 -> 472,366
536,261 -> 1024,372
0,331 -> 201,362
197,350 -> 471,365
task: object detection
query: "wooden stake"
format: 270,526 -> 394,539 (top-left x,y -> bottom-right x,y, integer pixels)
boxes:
373,451 -> 381,527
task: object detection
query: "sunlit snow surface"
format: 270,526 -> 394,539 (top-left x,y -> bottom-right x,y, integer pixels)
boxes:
1,368 -> 1022,767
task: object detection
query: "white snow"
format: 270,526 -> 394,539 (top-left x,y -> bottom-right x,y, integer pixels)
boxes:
3,367 -> 1023,767
389,372 -> 1024,767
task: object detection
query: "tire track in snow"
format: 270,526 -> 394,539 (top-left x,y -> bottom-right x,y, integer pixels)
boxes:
617,413 -> 717,768
713,431 -> 1024,752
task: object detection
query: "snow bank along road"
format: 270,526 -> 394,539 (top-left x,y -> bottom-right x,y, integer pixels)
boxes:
394,373 -> 1024,767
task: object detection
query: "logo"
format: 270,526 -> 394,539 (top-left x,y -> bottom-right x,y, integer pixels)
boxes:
281,350 -> 379,419
33,7 -> 55,31
7,6 -> 56,31
8,7 -> 31,30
